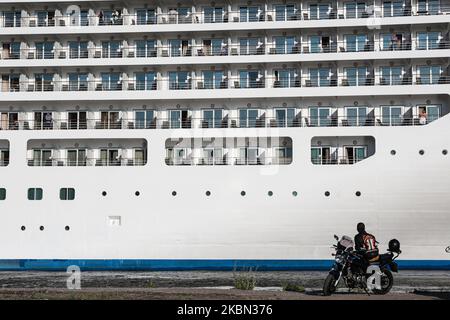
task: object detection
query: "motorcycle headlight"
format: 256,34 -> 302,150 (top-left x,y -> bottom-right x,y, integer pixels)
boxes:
335,255 -> 344,264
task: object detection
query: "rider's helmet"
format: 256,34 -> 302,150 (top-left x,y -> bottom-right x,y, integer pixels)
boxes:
357,222 -> 365,234
388,239 -> 401,254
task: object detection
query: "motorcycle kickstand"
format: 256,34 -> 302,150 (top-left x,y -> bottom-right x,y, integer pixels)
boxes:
363,285 -> 371,296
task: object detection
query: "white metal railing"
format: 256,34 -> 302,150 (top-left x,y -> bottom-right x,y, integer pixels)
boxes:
2,40 -> 450,60
26,157 -> 147,167
164,156 -> 293,166
0,114 -> 442,131
2,73 -> 449,93
2,5 -> 450,28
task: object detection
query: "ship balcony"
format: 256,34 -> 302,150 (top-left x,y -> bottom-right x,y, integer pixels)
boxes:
165,137 -> 293,166
26,139 -> 148,167
2,4 -> 450,36
1,71 -> 450,101
311,136 -> 376,165
2,39 -> 450,66
0,115 -> 438,130
0,104 -> 445,131
1,70 -> 450,89
2,4 -> 450,28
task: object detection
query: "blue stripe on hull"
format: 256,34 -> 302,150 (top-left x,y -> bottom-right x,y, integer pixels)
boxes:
1,259 -> 450,271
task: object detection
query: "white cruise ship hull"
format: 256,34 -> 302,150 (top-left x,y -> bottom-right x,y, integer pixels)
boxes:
1,113 -> 449,270
1,0 -> 450,271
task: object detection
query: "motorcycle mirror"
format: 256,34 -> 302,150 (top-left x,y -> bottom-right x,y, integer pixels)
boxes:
334,234 -> 339,241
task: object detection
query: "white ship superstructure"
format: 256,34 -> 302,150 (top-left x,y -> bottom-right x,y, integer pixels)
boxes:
0,0 -> 449,270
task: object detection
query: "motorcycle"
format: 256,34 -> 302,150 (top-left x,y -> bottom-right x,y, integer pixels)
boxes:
323,235 -> 401,296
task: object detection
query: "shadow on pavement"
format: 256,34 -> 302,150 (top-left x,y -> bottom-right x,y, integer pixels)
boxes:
306,289 -> 365,296
413,290 -> 450,300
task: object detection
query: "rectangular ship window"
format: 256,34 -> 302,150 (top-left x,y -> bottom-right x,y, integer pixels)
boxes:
60,188 -> 75,200
28,188 -> 43,200
0,188 -> 6,200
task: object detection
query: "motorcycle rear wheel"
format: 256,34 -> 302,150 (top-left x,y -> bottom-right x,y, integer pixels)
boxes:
372,269 -> 394,295
323,274 -> 339,296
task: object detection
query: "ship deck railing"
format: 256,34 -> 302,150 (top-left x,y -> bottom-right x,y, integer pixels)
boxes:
311,156 -> 366,165
23,157 -> 293,167
2,41 -> 450,60
164,156 -> 293,166
0,115 -> 442,131
26,158 -> 147,167
2,75 -> 450,93
2,7 -> 450,28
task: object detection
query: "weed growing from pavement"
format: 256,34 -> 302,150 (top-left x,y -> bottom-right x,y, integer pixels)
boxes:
233,267 -> 257,290
283,283 -> 305,293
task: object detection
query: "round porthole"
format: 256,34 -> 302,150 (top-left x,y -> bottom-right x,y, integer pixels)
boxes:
268,191 -> 273,197
419,150 -> 425,155
205,191 -> 211,196
39,226 -> 44,231
356,191 -> 361,197
172,191 -> 177,196
325,191 -> 330,197
390,150 -> 396,155
21,226 -> 26,231
135,191 -> 140,196
65,226 -> 70,231
292,191 -> 298,197
443,149 -> 448,155
102,191 -> 107,196
241,191 -> 246,196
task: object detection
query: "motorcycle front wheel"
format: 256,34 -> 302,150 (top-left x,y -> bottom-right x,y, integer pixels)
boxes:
323,274 -> 339,296
372,269 -> 394,295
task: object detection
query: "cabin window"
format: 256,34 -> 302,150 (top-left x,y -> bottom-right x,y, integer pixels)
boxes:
60,188 -> 75,200
311,146 -> 332,164
28,188 -> 43,200
0,188 -> 6,200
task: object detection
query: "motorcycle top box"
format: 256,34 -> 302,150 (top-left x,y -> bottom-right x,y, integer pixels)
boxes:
388,239 -> 401,254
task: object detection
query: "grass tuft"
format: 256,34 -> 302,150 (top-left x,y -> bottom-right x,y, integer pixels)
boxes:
283,283 -> 305,293
233,267 -> 257,290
